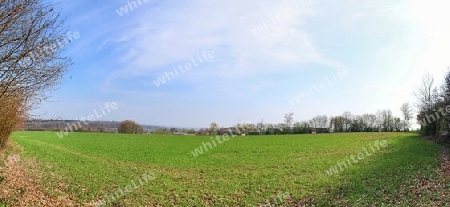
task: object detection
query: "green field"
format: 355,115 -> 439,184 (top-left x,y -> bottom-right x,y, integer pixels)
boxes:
7,132 -> 444,206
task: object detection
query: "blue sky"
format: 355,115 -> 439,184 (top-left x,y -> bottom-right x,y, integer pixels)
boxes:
35,0 -> 450,128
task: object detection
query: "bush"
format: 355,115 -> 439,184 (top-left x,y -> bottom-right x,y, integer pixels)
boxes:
118,120 -> 144,134
0,91 -> 27,148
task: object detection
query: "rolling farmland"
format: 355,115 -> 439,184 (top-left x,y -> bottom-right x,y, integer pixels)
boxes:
3,132 -> 446,206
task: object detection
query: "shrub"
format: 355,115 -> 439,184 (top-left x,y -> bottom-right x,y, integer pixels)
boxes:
118,120 -> 144,134
0,91 -> 27,148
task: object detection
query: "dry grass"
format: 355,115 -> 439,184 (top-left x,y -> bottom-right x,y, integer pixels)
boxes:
406,144 -> 450,207
0,90 -> 27,148
0,141 -> 81,207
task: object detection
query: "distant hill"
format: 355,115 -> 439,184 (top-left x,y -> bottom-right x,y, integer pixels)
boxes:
22,119 -> 166,133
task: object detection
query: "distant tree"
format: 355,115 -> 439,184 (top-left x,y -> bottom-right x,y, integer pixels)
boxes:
376,110 -> 383,130
330,116 -> 345,132
256,120 -> 264,135
274,123 -> 284,135
328,117 -> 334,132
278,123 -> 288,135
350,115 -> 365,132
187,129 -> 197,134
393,117 -> 402,132
210,122 -> 218,135
216,128 -> 227,135
342,111 -> 353,132
265,123 -> 275,135
415,73 -> 440,138
309,115 -> 328,129
235,122 -> 245,135
196,128 -> 209,136
244,123 -> 257,135
378,109 -> 394,132
293,122 -> 302,134
118,120 -> 143,134
284,112 -> 294,134
233,122 -> 257,135
292,121 -> 309,134
400,102 -> 413,131
299,121 -> 312,133
361,114 -> 378,132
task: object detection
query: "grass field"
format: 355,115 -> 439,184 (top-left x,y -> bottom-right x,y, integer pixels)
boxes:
4,132 -> 447,206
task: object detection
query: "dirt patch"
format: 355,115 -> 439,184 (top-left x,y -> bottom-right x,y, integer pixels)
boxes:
0,142 -> 86,207
408,146 -> 450,206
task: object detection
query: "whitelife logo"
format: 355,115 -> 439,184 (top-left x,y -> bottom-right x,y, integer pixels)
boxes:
56,102 -> 118,138
325,140 -> 388,176
115,0 -> 150,16
153,50 -> 215,87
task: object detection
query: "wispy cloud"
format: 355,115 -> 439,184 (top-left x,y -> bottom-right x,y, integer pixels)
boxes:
103,0 -> 334,86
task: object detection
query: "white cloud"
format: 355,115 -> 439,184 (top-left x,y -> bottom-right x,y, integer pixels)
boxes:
104,0 -> 333,83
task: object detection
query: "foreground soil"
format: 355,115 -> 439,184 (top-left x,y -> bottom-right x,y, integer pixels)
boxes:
0,142 -> 86,207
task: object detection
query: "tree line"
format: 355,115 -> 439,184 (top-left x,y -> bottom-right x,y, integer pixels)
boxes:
415,70 -> 450,142
204,70 -> 449,140
206,104 -> 412,136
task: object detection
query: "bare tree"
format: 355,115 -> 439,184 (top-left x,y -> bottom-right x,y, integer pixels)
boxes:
309,115 -> 328,129
378,109 -> 394,132
400,102 -> 413,131
265,123 -> 274,135
256,119 -> 264,135
351,115 -> 365,132
342,111 -> 353,132
415,73 -> 439,137
393,117 -> 402,132
0,90 -> 26,147
0,0 -> 70,147
284,112 -> 294,134
1,0 -> 71,104
362,113 -> 377,131
330,116 -> 345,132
243,122 -> 256,134
118,120 -> 144,134
210,122 -> 218,135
